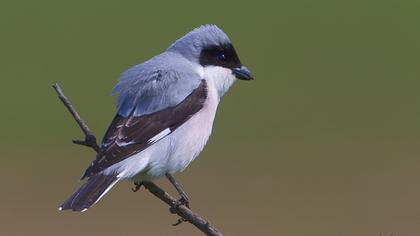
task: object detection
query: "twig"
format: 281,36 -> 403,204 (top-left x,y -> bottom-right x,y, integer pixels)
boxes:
52,83 -> 223,236
52,84 -> 100,152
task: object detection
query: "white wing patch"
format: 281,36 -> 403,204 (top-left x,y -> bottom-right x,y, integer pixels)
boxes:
148,128 -> 171,144
115,140 -> 136,147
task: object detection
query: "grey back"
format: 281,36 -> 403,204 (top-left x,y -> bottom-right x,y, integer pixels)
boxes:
113,51 -> 202,117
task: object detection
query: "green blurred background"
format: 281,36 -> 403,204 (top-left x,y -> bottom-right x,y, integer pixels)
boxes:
1,0 -> 420,235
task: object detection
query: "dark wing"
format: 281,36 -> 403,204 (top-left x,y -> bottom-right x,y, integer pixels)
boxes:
82,80 -> 208,178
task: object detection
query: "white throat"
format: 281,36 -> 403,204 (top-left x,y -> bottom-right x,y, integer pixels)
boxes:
197,66 -> 236,100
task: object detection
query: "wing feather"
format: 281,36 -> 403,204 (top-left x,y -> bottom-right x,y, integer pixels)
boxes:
82,80 -> 208,178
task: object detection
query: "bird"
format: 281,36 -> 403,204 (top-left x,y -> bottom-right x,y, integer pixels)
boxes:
59,24 -> 253,212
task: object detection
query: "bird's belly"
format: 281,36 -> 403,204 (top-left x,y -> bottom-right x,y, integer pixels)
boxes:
107,87 -> 219,181
143,107 -> 215,179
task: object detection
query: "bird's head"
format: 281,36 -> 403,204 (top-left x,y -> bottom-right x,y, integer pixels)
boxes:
167,24 -> 254,81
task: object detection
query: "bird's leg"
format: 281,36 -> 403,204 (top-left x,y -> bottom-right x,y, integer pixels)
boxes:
132,181 -> 143,192
166,173 -> 190,226
165,173 -> 191,208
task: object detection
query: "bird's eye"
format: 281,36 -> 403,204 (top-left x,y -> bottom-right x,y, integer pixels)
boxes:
217,53 -> 228,63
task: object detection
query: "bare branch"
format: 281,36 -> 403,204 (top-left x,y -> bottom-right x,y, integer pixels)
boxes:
52,83 -> 100,152
142,182 -> 223,235
52,83 -> 223,236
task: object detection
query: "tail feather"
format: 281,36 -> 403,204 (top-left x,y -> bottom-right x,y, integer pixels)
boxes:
59,174 -> 120,212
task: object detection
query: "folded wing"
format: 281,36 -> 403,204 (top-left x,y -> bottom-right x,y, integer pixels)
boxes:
82,79 -> 208,178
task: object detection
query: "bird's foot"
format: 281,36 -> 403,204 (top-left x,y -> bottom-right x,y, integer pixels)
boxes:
132,182 -> 143,192
169,196 -> 191,226
178,194 -> 191,209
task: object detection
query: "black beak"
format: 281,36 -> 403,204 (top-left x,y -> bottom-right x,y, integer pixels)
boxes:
232,65 -> 254,80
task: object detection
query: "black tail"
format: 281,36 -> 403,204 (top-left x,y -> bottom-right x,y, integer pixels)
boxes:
59,174 -> 120,212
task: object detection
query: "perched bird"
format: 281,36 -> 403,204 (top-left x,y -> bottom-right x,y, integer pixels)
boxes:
59,24 -> 253,212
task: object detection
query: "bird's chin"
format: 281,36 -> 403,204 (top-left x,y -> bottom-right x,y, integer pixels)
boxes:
203,66 -> 236,97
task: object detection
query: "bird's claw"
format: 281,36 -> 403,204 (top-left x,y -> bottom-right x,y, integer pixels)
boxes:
169,200 -> 182,214
178,195 -> 190,209
169,200 -> 189,226
172,217 -> 187,226
132,182 -> 142,192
